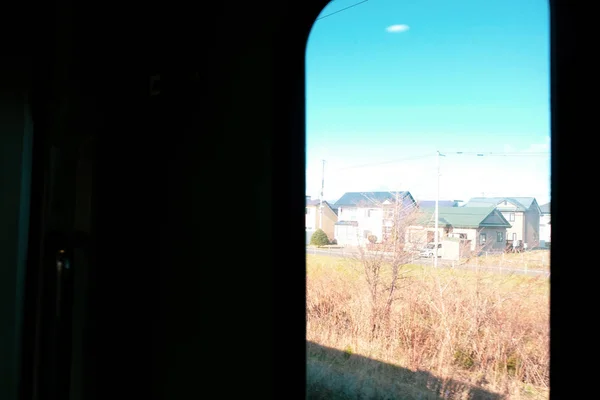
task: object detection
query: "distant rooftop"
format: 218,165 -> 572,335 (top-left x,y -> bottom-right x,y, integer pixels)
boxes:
334,191 -> 414,207
418,200 -> 459,208
417,206 -> 512,229
463,197 -> 539,212
306,199 -> 335,210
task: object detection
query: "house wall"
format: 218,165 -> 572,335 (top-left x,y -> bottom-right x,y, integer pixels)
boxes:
447,228 -> 479,251
334,224 -> 360,246
539,214 -> 551,246
479,227 -> 508,252
338,206 -> 384,244
322,206 -> 338,241
498,205 -> 541,247
500,211 -> 524,242
449,227 -> 507,252
524,208 -> 541,247
306,207 -> 316,230
306,204 -> 337,241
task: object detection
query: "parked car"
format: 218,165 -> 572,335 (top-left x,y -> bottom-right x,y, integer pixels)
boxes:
420,242 -> 442,258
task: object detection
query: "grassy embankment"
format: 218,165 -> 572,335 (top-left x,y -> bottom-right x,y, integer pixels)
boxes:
459,250 -> 549,271
306,254 -> 549,399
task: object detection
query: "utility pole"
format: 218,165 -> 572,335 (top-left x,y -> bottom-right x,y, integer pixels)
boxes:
319,160 -> 326,229
434,151 -> 445,267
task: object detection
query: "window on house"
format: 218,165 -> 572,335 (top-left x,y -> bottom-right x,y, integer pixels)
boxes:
367,209 -> 376,217
497,231 -> 504,242
509,212 -> 515,222
343,208 -> 357,221
480,233 -> 487,243
363,230 -> 371,239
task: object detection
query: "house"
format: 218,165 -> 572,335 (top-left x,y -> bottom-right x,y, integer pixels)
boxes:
406,206 -> 512,257
306,196 -> 338,244
462,197 -> 542,248
539,202 -> 551,248
333,191 -> 417,246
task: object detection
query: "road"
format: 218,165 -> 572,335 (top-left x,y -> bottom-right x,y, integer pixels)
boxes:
306,247 -> 550,277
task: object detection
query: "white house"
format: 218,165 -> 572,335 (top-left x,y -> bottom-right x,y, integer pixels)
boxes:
333,191 -> 417,247
539,202 -> 551,248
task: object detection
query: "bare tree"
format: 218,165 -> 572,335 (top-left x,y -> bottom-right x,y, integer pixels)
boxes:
345,192 -> 420,339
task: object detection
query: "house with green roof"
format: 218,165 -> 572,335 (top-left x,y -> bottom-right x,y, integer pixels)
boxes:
462,197 -> 541,248
333,191 -> 417,246
406,206 -> 512,253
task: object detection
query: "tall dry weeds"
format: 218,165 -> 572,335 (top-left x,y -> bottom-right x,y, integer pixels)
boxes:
306,256 -> 549,399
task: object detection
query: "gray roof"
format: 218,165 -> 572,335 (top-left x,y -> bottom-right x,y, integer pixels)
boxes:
306,199 -> 335,212
540,202 -> 550,214
418,200 -> 459,208
334,191 -> 415,207
326,201 -> 339,215
335,221 -> 358,226
464,197 -> 540,213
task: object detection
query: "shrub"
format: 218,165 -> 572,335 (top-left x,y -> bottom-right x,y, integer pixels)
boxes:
311,229 -> 330,247
367,234 -> 377,244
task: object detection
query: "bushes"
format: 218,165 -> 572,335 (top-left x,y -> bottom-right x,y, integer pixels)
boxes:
311,229 -> 330,247
306,256 -> 550,397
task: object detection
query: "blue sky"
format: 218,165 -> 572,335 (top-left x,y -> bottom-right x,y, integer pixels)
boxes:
306,0 -> 550,205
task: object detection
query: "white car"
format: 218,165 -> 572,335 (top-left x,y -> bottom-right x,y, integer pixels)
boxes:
420,243 -> 442,258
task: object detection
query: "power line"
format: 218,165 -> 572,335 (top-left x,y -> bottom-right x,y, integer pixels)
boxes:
316,0 -> 370,21
321,150 -> 549,173
333,153 -> 434,171
442,151 -> 550,157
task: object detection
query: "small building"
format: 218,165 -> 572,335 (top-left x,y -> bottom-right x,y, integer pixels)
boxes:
306,196 -> 338,244
406,206 -> 513,258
